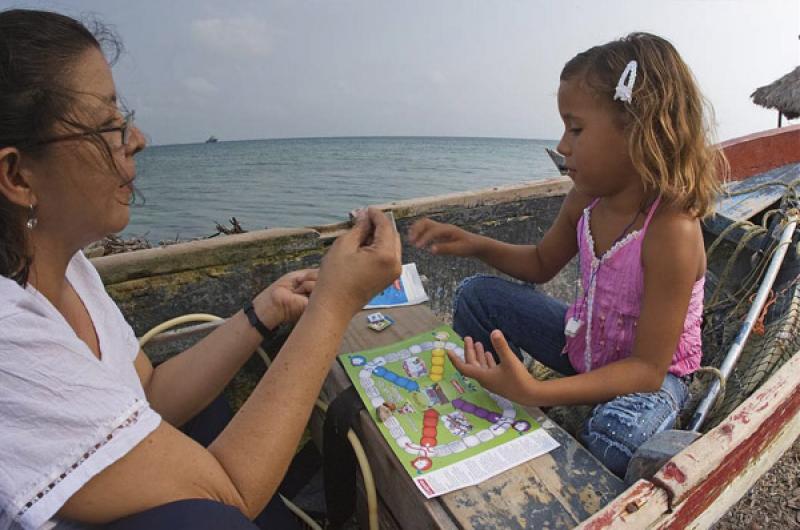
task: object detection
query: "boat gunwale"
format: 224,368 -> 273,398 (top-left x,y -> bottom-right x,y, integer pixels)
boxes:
575,346 -> 800,529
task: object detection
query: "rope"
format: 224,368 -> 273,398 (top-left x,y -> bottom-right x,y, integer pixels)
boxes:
139,314 -> 380,530
752,290 -> 777,336
706,222 -> 767,308
691,366 -> 726,417
694,179 -> 800,430
724,176 -> 800,204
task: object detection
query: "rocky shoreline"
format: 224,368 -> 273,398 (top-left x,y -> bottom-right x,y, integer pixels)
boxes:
713,436 -> 800,529
84,217 -> 248,258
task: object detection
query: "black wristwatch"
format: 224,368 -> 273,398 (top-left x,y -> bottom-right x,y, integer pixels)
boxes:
243,300 -> 275,340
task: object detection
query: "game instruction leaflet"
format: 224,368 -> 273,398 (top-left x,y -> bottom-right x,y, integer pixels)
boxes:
364,263 -> 428,309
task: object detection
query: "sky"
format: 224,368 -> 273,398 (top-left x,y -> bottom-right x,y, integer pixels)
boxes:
5,0 -> 799,145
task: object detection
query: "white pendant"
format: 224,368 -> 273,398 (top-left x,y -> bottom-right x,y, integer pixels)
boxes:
565,317 -> 583,338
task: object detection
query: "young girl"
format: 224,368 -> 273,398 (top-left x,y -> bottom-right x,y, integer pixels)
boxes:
409,32 -> 724,478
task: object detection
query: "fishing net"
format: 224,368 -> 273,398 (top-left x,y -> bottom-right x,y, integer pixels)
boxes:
681,209 -> 800,432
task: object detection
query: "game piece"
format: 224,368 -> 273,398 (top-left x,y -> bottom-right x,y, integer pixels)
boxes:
376,405 -> 393,423
367,312 -> 385,324
429,348 -> 446,382
367,313 -> 395,332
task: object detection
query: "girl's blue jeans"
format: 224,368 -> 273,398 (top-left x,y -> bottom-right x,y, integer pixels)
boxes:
452,274 -> 690,478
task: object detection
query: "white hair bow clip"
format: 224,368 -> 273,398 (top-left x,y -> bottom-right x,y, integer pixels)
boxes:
613,60 -> 637,103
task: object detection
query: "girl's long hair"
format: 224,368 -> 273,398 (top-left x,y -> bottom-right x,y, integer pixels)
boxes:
561,32 -> 728,218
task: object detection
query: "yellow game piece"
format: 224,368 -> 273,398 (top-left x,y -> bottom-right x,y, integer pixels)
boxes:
431,356 -> 445,366
432,348 -> 445,357
430,365 -> 444,375
430,374 -> 442,382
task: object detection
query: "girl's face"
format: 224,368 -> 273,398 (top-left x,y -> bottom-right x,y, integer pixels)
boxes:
24,47 -> 146,248
556,78 -> 638,197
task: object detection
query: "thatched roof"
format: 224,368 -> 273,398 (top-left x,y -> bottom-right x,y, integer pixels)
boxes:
751,66 -> 800,119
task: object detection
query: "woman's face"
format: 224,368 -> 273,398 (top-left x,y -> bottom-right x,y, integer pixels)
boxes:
26,46 -> 145,248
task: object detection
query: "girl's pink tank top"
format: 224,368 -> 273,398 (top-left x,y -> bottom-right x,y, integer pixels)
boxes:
563,197 -> 704,376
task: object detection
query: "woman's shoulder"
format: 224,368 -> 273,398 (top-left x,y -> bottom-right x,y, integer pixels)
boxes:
0,272 -> 42,322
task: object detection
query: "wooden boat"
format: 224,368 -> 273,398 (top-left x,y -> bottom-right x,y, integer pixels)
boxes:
93,124 -> 800,528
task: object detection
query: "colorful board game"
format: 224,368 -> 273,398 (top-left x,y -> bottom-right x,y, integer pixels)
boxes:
339,325 -> 559,498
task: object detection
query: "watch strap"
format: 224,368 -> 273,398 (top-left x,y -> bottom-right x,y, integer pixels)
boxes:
243,300 -> 273,340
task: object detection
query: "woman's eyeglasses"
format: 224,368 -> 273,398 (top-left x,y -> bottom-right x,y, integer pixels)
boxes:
30,110 -> 136,148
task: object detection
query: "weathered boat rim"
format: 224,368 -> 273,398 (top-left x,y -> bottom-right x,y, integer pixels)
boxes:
576,346 -> 800,528
94,176 -> 572,283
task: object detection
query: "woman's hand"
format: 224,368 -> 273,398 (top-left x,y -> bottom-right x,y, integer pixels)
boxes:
408,218 -> 482,257
448,330 -> 540,406
252,269 -> 318,329
313,207 -> 402,316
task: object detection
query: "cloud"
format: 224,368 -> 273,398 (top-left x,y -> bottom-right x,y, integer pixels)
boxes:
182,76 -> 219,97
429,70 -> 447,86
190,17 -> 273,57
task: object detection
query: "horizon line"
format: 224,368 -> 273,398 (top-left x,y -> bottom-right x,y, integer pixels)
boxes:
148,134 -> 560,148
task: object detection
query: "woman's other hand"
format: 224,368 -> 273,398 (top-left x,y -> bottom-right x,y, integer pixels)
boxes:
408,218 -> 481,257
252,269 -> 318,329
314,207 -> 402,316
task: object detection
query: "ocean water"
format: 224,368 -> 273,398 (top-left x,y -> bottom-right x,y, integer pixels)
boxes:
123,136 -> 560,243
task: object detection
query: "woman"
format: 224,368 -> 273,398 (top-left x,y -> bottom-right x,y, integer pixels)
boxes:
0,9 -> 401,530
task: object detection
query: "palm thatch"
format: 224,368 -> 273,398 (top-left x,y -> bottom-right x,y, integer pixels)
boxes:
751,66 -> 800,120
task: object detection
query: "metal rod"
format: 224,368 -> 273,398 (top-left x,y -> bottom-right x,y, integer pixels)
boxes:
688,214 -> 798,432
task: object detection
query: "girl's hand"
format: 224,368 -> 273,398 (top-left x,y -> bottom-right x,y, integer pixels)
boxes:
448,330 -> 539,406
313,207 -> 402,316
408,218 -> 481,257
252,269 -> 318,329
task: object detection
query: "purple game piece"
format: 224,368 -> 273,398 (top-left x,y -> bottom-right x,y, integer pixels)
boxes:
475,408 -> 489,419
461,402 -> 476,413
486,412 -> 501,423
452,398 -> 464,409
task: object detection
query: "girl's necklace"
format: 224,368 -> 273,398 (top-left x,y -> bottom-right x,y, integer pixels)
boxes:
565,205 -> 643,338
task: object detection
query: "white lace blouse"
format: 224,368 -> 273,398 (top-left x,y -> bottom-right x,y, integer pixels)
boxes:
0,252 -> 161,530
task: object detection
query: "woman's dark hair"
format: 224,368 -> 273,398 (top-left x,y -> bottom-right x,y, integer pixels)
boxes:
0,9 -> 123,285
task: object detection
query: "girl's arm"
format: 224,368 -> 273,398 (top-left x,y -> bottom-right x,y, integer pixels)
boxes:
450,210 -> 702,406
134,269 -> 317,427
475,188 -> 589,282
409,187 -> 591,284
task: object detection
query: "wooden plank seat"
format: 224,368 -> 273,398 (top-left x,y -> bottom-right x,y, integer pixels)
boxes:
317,304 -> 625,529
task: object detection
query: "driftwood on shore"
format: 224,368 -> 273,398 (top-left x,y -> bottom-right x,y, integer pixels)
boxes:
84,217 -> 249,257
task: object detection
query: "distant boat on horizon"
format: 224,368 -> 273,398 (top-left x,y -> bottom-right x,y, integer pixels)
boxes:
205,136 -> 219,144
